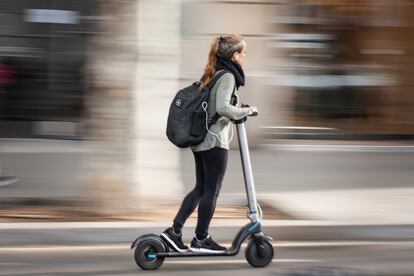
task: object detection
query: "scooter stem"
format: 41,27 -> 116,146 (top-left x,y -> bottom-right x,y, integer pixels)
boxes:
235,120 -> 260,223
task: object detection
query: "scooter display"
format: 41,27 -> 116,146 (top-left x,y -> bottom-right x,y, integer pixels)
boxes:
131,103 -> 274,270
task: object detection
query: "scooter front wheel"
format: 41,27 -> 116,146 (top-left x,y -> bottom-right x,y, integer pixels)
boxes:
134,237 -> 166,270
245,239 -> 274,268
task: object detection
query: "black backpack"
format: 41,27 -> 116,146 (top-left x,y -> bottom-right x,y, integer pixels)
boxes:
166,70 -> 228,148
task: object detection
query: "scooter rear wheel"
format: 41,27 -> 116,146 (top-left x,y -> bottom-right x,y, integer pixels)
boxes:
134,237 -> 166,270
245,239 -> 274,268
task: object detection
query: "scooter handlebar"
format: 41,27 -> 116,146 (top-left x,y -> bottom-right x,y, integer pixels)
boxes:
241,103 -> 258,117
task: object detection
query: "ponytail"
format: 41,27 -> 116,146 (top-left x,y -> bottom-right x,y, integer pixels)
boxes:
199,34 -> 244,91
199,37 -> 220,91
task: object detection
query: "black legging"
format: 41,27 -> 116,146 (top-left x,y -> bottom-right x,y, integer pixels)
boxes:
173,147 -> 228,239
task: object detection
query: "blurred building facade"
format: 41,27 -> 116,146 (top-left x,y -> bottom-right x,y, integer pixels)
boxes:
264,0 -> 414,140
181,0 -> 414,141
0,0 -> 140,214
1,0 -> 414,215
0,0 -> 100,138
2,0 -> 413,140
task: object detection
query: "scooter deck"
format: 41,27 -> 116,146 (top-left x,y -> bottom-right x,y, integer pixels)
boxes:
153,221 -> 263,258
154,247 -> 239,258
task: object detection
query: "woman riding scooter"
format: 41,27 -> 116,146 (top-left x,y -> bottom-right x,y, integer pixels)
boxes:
161,34 -> 258,253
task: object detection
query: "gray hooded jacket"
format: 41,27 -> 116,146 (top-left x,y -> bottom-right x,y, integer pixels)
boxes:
191,71 -> 251,152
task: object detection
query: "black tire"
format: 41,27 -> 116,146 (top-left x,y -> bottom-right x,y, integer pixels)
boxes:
245,239 -> 274,268
134,237 -> 166,270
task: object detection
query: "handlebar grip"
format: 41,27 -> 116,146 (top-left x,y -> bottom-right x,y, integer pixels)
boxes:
242,103 -> 258,116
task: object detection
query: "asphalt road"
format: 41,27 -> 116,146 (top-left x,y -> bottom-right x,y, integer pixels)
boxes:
0,223 -> 413,276
1,241 -> 413,275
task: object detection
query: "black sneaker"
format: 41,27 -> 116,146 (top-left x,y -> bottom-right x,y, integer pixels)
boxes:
190,234 -> 226,253
160,227 -> 188,252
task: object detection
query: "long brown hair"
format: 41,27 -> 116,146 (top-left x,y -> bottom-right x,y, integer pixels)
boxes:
199,34 -> 244,90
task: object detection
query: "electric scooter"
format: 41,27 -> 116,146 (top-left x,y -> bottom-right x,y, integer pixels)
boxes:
131,102 -> 274,270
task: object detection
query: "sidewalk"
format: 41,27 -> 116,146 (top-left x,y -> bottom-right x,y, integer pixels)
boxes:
1,192 -> 413,247
1,189 -> 414,247
258,187 -> 414,225
3,187 -> 413,225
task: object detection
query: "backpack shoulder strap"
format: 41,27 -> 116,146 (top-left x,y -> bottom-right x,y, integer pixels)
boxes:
207,73 -> 236,127
206,70 -> 229,90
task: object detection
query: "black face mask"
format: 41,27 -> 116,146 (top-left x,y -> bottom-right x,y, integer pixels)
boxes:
216,56 -> 245,90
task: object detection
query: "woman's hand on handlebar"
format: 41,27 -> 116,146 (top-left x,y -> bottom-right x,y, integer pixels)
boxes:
248,106 -> 258,116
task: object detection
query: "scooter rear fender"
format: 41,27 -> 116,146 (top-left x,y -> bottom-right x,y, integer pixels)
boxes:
130,233 -> 161,249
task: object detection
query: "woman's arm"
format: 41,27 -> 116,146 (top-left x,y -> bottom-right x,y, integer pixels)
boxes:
215,73 -> 251,120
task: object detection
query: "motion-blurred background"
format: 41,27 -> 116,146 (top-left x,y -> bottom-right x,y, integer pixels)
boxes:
0,1 -> 414,275
1,0 -> 413,217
